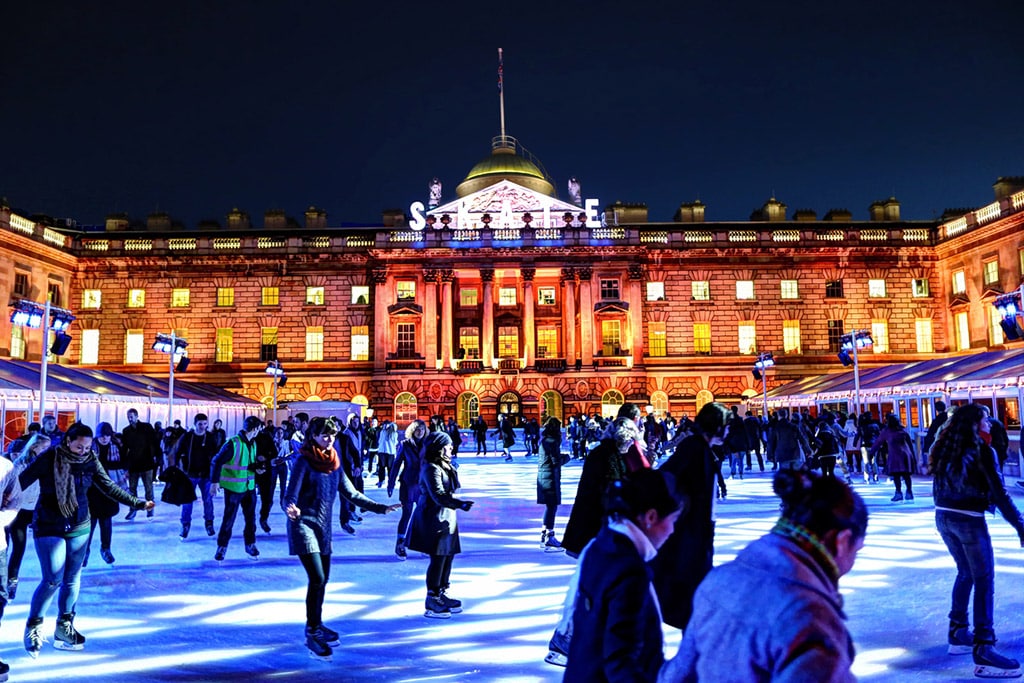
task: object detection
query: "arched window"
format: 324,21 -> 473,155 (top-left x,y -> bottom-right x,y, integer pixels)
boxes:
696,389 -> 714,413
601,389 -> 625,419
498,391 -> 521,426
394,392 -> 418,427
541,390 -> 563,423
456,392 -> 479,429
650,391 -> 669,417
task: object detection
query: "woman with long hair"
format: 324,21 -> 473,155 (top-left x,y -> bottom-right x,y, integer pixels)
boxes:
7,433 -> 49,599
388,419 -> 427,559
407,431 -> 474,619
564,468 -> 685,681
930,403 -> 1024,678
19,423 -> 154,658
283,416 -> 398,661
83,422 -> 124,565
662,469 -> 867,681
537,416 -> 565,551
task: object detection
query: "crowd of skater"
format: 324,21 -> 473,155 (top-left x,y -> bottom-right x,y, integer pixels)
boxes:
1,396 -> 1022,680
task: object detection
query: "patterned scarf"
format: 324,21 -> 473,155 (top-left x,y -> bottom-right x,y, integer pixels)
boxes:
54,444 -> 92,519
301,444 -> 340,474
771,518 -> 840,586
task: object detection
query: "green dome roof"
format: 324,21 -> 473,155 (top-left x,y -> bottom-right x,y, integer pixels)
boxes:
456,146 -> 554,197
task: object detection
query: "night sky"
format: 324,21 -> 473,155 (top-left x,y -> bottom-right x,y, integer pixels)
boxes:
2,1 -> 1022,229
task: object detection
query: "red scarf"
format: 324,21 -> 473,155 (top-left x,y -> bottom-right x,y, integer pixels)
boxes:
301,444 -> 339,474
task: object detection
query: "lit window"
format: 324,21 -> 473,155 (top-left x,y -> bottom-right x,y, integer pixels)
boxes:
125,329 -> 144,364
915,319 -> 933,353
396,323 -> 416,358
396,281 -> 416,301
990,308 -> 1005,346
460,289 -> 478,307
538,287 -> 556,306
215,328 -> 234,362
736,281 -> 755,300
912,278 -> 930,297
394,392 -> 417,424
1020,249 -> 1024,276
216,287 -> 234,307
694,322 -> 711,355
738,322 -> 757,354
780,280 -> 799,299
459,327 -> 479,359
955,311 -> 970,351
536,327 -> 558,358
868,279 -> 887,298
783,320 -> 801,354
261,286 -> 279,306
871,320 -> 889,353
499,287 -> 517,306
600,279 -> 620,300
170,288 -> 190,307
306,286 -> 325,306
260,327 -> 278,362
601,320 -> 622,356
951,270 -> 966,295
10,326 -> 26,359
127,289 -> 146,308
646,282 -> 665,301
983,259 -> 999,286
648,322 -> 666,357
351,325 -> 369,361
80,329 -> 99,364
305,326 -> 324,361
351,285 -> 369,305
82,289 -> 102,309
498,326 -> 519,357
825,280 -> 844,298
692,281 -> 710,301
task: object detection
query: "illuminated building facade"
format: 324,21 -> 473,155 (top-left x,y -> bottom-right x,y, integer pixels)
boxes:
2,141 -> 1022,429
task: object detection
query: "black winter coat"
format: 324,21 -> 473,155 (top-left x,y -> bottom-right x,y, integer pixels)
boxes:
407,460 -> 467,556
536,424 -> 563,505
562,438 -> 629,557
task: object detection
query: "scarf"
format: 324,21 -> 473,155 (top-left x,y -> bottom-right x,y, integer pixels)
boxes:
771,518 -> 840,586
301,444 -> 340,474
54,444 -> 92,519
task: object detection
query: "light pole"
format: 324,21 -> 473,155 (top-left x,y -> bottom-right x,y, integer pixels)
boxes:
752,351 -> 775,418
838,330 -> 873,416
994,284 -> 1024,340
265,360 -> 287,427
9,298 -> 75,420
153,332 -> 189,428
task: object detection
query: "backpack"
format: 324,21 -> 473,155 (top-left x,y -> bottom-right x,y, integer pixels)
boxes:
815,426 -> 840,456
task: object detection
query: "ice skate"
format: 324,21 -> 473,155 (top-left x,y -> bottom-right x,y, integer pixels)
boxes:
54,612 -> 86,651
439,588 -> 462,614
305,627 -> 333,661
974,644 -> 1022,678
424,592 -> 451,619
24,617 -> 44,658
245,543 -> 260,560
948,622 -> 974,655
545,631 -> 570,667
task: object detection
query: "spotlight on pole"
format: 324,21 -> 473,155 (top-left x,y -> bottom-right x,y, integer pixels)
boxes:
265,361 -> 286,425
994,287 -> 1024,341
838,330 -> 872,415
50,332 -> 73,356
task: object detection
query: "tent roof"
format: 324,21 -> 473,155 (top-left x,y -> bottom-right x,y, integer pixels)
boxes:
0,360 -> 261,405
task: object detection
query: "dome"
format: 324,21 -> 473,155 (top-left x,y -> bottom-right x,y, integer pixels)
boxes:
455,140 -> 555,197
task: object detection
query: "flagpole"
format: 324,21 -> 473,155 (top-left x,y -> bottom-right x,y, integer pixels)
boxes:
498,48 -> 506,140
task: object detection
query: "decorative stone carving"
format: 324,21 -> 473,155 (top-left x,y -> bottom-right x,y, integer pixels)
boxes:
521,267 -> 535,282
480,268 -> 494,283
628,263 -> 645,281
560,267 -> 576,282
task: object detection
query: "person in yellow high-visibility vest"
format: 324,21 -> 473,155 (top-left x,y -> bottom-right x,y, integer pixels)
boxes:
210,416 -> 264,561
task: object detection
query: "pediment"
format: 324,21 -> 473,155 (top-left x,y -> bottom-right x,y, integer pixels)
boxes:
430,180 -> 582,216
388,302 -> 423,316
594,300 -> 630,315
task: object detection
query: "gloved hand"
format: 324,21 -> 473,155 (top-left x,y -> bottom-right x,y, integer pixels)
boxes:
459,500 -> 474,512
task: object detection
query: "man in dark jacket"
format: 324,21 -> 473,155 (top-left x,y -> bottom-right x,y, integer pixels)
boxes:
922,400 -> 948,466
767,409 -> 813,470
121,408 -> 160,520
171,413 -> 220,538
744,410 -> 766,472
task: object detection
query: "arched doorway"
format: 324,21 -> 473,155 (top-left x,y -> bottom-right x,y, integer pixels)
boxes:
541,390 -> 563,423
394,392 -> 418,427
456,392 -> 479,429
498,391 -> 521,426
601,389 -> 625,419
696,389 -> 714,413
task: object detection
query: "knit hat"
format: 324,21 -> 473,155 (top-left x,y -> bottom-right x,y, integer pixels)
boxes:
424,430 -> 453,458
96,422 -> 114,437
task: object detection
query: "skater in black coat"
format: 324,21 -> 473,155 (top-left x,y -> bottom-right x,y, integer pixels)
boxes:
537,417 -> 565,551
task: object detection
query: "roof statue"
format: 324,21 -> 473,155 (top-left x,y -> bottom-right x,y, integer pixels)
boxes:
568,177 -> 582,206
428,177 -> 442,209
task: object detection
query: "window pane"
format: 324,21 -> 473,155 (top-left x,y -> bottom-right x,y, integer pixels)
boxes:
80,329 -> 99,364
82,289 -> 102,309
828,320 -> 845,352
499,287 -> 517,306
990,307 -> 1005,346
915,319 -> 933,352
498,326 -> 519,357
983,260 -> 999,285
10,326 -> 26,359
351,286 -> 369,305
127,289 -> 146,308
260,327 -> 278,362
692,281 -> 710,301
736,281 -> 754,300
780,280 -> 799,299
306,286 -> 325,305
351,325 -> 369,361
396,323 -> 416,357
912,278 -> 930,297
538,287 -> 556,305
648,322 -> 666,357
305,326 -> 324,361
536,327 -> 559,358
955,312 -> 970,350
601,320 -> 622,355
461,288 -> 478,307
694,322 -> 711,354
738,323 -> 757,354
646,282 -> 665,301
216,287 -> 234,307
825,280 -> 844,298
261,286 -> 279,306
870,321 -> 889,353
459,327 -> 480,359
868,279 -> 887,297
215,328 -> 234,362
125,329 -> 144,364
952,270 -> 966,295
600,279 -> 620,300
396,282 -> 416,301
783,320 -> 801,353
171,288 -> 190,307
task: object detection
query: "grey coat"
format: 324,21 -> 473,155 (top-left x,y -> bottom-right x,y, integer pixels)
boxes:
660,532 -> 856,683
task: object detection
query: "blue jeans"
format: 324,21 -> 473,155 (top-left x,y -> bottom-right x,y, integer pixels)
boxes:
936,509 -> 995,642
29,534 -> 88,620
181,477 -> 215,525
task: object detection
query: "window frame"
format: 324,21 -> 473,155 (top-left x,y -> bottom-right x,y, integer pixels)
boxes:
600,278 -> 620,301
780,279 -> 799,300
261,286 -> 280,306
351,285 -> 370,305
170,288 -> 191,308
646,281 -> 665,302
691,280 -> 710,301
82,289 -> 102,309
305,286 -> 325,306
537,287 -> 556,306
735,280 -> 755,300
127,288 -> 146,308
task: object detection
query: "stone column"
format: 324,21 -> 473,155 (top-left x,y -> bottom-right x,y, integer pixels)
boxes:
424,269 -> 438,367
440,269 -> 454,368
577,267 -> 594,365
481,268 -> 495,367
522,267 -> 536,367
627,263 -> 645,365
372,268 -> 389,367
561,268 -> 577,366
